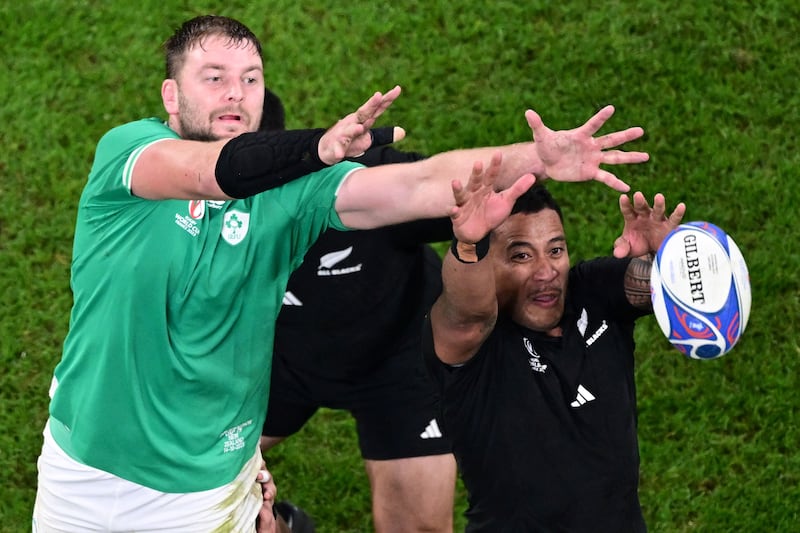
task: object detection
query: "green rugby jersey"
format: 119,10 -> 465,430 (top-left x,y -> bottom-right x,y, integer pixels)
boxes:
49,118 -> 361,492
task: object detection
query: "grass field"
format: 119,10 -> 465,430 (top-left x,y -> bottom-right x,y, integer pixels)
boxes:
2,1 -> 799,531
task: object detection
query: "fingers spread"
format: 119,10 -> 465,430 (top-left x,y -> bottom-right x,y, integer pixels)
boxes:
651,193 -> 666,219
597,127 -> 645,150
505,173 -> 536,200
669,202 -> 687,226
451,178 -> 467,208
525,109 -> 549,140
355,92 -> 383,122
356,86 -> 401,123
600,149 -> 650,165
618,194 -> 634,219
632,191 -> 648,214
579,105 -> 615,136
594,169 -> 630,193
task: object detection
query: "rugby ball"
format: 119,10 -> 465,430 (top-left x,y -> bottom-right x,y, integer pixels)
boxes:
650,221 -> 751,360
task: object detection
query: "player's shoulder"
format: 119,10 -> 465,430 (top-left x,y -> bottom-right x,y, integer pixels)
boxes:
98,118 -> 175,147
570,257 -> 630,286
568,257 -> 643,320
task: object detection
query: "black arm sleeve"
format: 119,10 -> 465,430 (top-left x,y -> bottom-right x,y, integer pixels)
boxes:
214,128 -> 328,198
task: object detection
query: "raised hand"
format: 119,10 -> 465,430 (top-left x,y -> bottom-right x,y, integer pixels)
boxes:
450,152 -> 536,244
612,191 -> 686,258
526,105 -> 649,192
318,86 -> 404,164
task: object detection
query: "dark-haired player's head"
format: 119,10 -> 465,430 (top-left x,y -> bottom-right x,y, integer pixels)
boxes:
161,15 -> 265,141
491,185 -> 570,334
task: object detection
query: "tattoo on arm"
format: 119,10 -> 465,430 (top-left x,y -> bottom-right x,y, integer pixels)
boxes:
625,255 -> 653,310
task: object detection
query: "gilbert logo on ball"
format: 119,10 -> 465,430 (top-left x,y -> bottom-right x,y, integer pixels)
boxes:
650,221 -> 751,360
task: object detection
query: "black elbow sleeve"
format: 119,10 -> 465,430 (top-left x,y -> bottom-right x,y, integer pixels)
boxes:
215,128 -> 328,198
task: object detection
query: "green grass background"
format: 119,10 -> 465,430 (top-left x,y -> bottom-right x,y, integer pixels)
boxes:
1,0 -> 798,531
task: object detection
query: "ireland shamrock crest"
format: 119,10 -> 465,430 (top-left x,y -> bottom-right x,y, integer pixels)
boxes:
221,209 -> 250,245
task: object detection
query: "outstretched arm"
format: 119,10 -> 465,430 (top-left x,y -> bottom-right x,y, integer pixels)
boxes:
131,87 -> 401,200
612,191 -> 686,309
336,104 -> 650,229
429,154 -> 533,365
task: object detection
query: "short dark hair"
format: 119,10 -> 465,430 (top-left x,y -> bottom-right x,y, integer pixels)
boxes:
510,184 -> 563,221
164,15 -> 262,79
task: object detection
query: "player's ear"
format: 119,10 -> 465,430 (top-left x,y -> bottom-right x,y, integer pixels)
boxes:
162,79 -> 178,115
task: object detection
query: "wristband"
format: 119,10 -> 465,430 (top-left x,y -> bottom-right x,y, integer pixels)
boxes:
215,128 -> 328,198
450,235 -> 490,264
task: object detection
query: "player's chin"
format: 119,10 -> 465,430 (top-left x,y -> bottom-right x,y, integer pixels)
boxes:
216,121 -> 251,137
517,306 -> 562,334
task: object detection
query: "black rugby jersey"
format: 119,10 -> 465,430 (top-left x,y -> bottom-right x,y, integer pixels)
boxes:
274,146 -> 452,376
424,257 -> 650,532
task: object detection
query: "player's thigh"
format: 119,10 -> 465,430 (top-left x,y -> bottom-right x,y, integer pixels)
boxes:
365,455 -> 456,533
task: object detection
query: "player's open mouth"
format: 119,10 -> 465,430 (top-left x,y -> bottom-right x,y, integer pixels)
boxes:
531,291 -> 560,306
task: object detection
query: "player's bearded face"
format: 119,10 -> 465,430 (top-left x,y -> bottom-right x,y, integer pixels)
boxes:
493,210 -> 570,335
176,90 -> 221,142
170,36 -> 262,141
174,84 -> 259,142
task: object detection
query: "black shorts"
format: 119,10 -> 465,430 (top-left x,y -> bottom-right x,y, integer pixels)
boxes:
262,332 -> 452,461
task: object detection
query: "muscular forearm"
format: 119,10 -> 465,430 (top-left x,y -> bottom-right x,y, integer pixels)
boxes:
430,246 -> 498,365
336,143 -> 542,229
423,142 -> 543,189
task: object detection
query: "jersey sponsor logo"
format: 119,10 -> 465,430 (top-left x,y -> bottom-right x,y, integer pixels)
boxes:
577,308 -> 609,347
221,209 -> 250,246
282,291 -> 303,306
420,419 -> 443,439
220,419 -> 252,453
571,384 -> 596,407
524,337 -> 548,374
206,200 -> 226,210
317,246 -> 363,276
585,320 -> 608,347
188,200 -> 205,220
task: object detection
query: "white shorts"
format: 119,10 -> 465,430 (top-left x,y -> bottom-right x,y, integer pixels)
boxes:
32,421 -> 263,532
